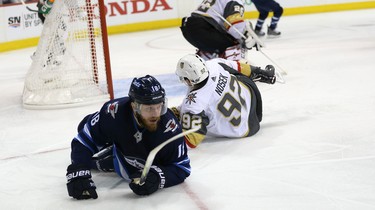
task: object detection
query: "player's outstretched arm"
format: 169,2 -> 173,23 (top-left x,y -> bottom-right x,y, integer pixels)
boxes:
66,164 -> 98,200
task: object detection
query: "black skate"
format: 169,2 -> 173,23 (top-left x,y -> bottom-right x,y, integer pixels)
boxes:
254,29 -> 265,37
267,27 -> 281,37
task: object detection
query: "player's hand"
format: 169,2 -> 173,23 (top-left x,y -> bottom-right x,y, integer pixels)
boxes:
66,164 -> 98,200
242,37 -> 261,51
244,37 -> 256,49
129,168 -> 160,196
92,145 -> 114,172
170,107 -> 181,121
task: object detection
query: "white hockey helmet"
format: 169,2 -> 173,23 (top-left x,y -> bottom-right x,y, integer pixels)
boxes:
176,54 -> 209,86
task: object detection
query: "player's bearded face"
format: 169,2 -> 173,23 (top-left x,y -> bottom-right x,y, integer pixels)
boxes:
137,103 -> 163,131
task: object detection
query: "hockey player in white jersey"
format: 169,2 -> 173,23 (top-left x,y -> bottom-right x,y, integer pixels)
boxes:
180,0 -> 257,61
173,54 -> 275,148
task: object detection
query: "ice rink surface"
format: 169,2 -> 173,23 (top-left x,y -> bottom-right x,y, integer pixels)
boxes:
1,9 -> 375,210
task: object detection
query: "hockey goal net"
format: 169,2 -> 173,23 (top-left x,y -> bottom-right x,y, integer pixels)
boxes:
23,0 -> 114,109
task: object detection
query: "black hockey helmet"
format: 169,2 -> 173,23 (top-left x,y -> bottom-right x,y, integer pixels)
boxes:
128,75 -> 166,105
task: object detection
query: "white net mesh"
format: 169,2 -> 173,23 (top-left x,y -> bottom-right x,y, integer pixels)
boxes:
23,0 -> 111,109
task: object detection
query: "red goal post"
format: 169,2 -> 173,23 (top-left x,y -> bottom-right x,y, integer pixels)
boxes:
23,0 -> 114,109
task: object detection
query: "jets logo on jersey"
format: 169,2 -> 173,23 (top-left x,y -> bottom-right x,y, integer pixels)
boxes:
106,102 -> 119,119
164,119 -> 178,133
185,92 -> 197,105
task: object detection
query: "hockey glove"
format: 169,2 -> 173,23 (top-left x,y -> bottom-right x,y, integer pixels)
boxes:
129,168 -> 161,196
170,107 -> 181,121
37,0 -> 54,15
250,65 -> 276,84
66,164 -> 98,200
92,145 -> 115,172
243,37 -> 257,50
243,20 -> 262,51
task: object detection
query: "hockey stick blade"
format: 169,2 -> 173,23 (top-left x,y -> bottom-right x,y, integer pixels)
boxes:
259,50 -> 288,76
275,69 -> 286,84
135,127 -> 199,186
20,0 -> 39,12
26,7 -> 39,12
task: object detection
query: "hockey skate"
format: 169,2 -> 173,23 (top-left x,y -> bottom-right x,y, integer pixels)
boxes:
251,65 -> 276,84
254,29 -> 265,37
267,27 -> 281,37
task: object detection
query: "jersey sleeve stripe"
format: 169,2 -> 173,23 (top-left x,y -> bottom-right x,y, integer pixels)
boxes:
173,157 -> 191,174
73,123 -> 100,154
73,134 -> 97,154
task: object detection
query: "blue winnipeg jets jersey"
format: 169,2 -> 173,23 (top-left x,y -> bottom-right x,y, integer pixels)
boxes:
70,97 -> 190,188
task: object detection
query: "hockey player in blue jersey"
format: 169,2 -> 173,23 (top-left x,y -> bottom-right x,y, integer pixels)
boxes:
252,0 -> 283,37
66,75 -> 190,199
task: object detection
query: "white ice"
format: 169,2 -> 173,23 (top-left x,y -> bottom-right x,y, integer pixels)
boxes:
1,9 -> 375,210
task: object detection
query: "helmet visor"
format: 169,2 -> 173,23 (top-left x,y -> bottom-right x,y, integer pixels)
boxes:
134,98 -> 168,116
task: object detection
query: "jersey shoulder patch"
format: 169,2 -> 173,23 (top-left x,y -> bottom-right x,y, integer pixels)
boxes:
106,101 -> 119,119
185,92 -> 198,105
164,118 -> 178,133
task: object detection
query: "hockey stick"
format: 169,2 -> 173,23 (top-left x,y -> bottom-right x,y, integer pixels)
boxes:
135,127 -> 199,186
210,7 -> 287,81
20,0 -> 39,12
259,50 -> 286,83
209,7 -> 265,48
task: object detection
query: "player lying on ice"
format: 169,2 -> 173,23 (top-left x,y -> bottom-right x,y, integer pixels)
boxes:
66,75 -> 190,199
171,54 -> 275,148
180,0 -> 259,61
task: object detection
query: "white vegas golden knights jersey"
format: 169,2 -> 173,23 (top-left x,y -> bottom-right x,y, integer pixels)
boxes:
192,0 -> 246,40
179,58 -> 252,138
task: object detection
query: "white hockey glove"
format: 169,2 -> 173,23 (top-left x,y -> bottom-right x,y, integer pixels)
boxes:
244,37 -> 257,50
242,20 -> 264,51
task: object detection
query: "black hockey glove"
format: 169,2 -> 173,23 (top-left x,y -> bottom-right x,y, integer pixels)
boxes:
129,168 -> 161,196
66,164 -> 98,200
92,145 -> 114,172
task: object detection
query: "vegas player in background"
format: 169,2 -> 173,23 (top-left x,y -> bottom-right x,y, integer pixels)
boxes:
180,0 -> 258,61
172,54 -> 275,148
66,75 -> 191,199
